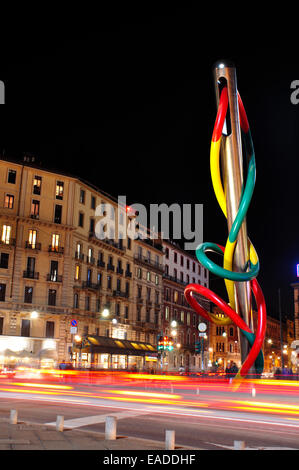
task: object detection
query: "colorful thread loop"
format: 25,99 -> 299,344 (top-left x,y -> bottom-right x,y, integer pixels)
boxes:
184,86 -> 266,379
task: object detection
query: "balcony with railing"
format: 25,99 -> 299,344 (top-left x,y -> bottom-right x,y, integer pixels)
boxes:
74,251 -> 84,261
113,290 -> 129,299
82,280 -> 101,290
48,245 -> 64,254
23,270 -> 39,280
46,273 -> 63,282
133,254 -> 164,272
25,241 -> 41,250
0,238 -> 16,247
88,232 -> 126,253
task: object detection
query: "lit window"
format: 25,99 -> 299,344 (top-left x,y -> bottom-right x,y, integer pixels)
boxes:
28,230 -> 37,248
75,265 -> 80,280
56,181 -> 64,200
51,234 -> 60,251
4,194 -> 14,209
1,225 -> 11,244
33,176 -> 42,195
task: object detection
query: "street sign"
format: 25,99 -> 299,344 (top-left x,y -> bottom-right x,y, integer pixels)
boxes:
71,320 -> 78,327
198,332 -> 206,337
198,323 -> 207,332
70,326 -> 77,334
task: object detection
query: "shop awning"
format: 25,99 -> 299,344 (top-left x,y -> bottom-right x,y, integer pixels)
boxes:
75,335 -> 158,357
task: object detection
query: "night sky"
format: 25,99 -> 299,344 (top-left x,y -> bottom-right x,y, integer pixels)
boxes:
0,7 -> 299,321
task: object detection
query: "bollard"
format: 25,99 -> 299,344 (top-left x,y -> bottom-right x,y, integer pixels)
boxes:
165,430 -> 175,450
10,409 -> 18,424
105,416 -> 117,440
234,440 -> 246,450
56,415 -> 64,432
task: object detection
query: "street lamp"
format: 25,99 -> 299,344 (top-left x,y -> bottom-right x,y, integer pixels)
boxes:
101,308 -> 110,318
31,310 -> 38,319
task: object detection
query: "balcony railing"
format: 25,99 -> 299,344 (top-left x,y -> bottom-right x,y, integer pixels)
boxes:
23,270 -> 39,279
89,232 -> 126,252
134,254 -> 164,272
97,260 -> 105,268
125,270 -> 132,278
113,290 -> 129,299
116,267 -> 124,275
107,264 -> 115,272
48,245 -> 64,254
25,241 -> 41,250
74,251 -> 84,261
46,273 -> 63,282
0,238 -> 16,247
86,256 -> 95,265
82,281 -> 101,290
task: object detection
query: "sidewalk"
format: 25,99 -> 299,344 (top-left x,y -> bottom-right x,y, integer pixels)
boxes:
0,419 -> 199,450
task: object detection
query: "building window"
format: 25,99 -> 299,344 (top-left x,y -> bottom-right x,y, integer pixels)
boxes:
0,253 -> 9,269
137,307 -> 141,322
187,313 -> 190,325
180,311 -> 184,322
54,204 -> 62,224
56,181 -> 64,200
75,265 -> 80,281
125,306 -> 129,319
79,189 -> 85,204
21,319 -> 30,337
51,233 -> 60,251
24,286 -> 33,303
89,218 -> 95,234
33,176 -> 42,195
0,317 -> 3,334
165,306 -> 169,320
0,284 -> 6,301
174,291 -> 178,303
78,212 -> 84,227
46,321 -> 55,338
31,200 -> 40,218
147,271 -> 151,282
48,289 -> 56,306
7,169 -> 16,184
155,274 -> 159,285
74,293 -> 79,308
85,295 -> 90,311
28,230 -> 37,248
174,252 -> 177,263
4,194 -> 14,209
91,195 -> 96,210
137,267 -> 142,279
107,275 -> 112,290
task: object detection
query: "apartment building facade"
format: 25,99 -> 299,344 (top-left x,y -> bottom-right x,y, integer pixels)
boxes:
0,157 -> 159,369
161,240 -> 210,372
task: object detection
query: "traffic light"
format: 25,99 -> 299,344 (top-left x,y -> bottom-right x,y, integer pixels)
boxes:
195,341 -> 201,354
158,336 -> 174,351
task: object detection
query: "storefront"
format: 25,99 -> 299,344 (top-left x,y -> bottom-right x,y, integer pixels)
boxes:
0,335 -> 58,369
72,335 -> 158,371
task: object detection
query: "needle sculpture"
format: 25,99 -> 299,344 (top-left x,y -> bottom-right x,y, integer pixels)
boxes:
184,61 -> 266,380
